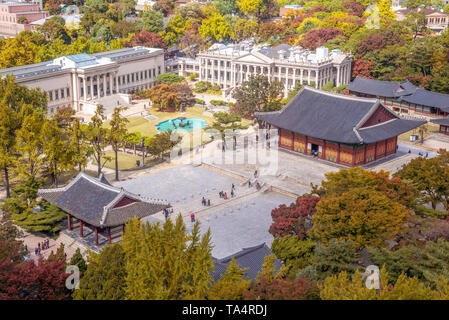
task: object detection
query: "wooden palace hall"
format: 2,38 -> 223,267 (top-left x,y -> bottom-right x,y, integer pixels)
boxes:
347,76 -> 449,117
255,86 -> 426,167
38,172 -> 170,246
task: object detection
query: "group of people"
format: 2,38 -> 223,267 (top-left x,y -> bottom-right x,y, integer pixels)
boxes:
163,207 -> 173,220
34,239 -> 50,256
201,197 -> 211,206
219,183 -> 236,200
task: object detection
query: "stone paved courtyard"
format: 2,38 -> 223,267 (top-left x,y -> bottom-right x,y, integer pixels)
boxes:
192,192 -> 294,259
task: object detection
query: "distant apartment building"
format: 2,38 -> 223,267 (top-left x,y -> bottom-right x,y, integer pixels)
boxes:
0,47 -> 165,115
395,7 -> 449,34
167,42 -> 352,96
135,0 -> 156,12
0,1 -> 48,37
279,4 -> 302,17
29,14 -> 82,31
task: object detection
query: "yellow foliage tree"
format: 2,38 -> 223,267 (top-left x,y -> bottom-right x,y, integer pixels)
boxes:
236,0 -> 262,16
320,266 -> 449,300
207,258 -> 251,300
310,188 -> 410,249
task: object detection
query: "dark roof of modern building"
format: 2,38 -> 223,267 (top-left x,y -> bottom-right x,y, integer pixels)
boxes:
430,117 -> 449,126
38,172 -> 169,227
212,243 -> 282,282
93,47 -> 159,61
0,61 -> 61,78
255,86 -> 426,144
347,76 -> 418,98
399,88 -> 449,112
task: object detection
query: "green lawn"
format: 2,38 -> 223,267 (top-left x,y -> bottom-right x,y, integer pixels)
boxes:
105,106 -> 251,150
102,151 -> 163,171
398,122 -> 439,143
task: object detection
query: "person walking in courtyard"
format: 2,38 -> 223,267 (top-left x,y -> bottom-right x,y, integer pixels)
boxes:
224,192 -> 228,200
248,180 -> 252,188
254,170 -> 258,178
231,183 -> 235,191
231,189 -> 234,198
190,213 -> 195,223
202,197 -> 206,206
207,199 -> 211,206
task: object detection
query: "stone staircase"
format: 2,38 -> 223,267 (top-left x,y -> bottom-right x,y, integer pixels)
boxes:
54,231 -> 91,260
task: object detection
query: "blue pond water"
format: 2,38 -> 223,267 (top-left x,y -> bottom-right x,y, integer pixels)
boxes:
156,118 -> 208,132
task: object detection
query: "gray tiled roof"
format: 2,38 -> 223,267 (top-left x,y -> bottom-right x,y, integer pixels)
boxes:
212,243 -> 281,282
348,76 -> 418,98
38,172 -> 168,227
431,117 -> 449,126
255,87 -> 425,144
400,88 -> 449,112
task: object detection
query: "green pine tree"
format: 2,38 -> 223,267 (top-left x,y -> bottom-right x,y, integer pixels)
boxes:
69,248 -> 87,275
122,215 -> 215,300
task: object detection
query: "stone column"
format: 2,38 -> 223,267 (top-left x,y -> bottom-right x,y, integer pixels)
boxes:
90,76 -> 94,100
218,60 -> 221,87
284,67 -> 289,96
109,74 -> 113,96
103,74 -> 106,97
211,59 -> 215,84
316,69 -> 320,89
200,59 -> 204,82
300,69 -> 304,84
224,64 -> 228,89
293,68 -> 296,88
278,66 -> 281,83
238,64 -> 243,84
82,76 -> 87,101
268,66 -> 271,82
308,70 -> 311,85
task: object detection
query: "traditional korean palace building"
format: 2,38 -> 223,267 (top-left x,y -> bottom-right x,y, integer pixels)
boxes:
431,117 -> 449,136
38,172 -> 169,246
348,76 -> 449,118
212,244 -> 281,282
255,87 -> 426,167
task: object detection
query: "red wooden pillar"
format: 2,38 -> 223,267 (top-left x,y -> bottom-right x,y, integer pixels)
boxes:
67,214 -> 72,231
363,145 -> 367,164
384,139 -> 387,158
94,227 -> 98,247
374,142 -> 378,160
351,148 -> 356,167
80,221 -> 83,238
304,136 -> 308,155
337,144 -> 341,164
323,141 -> 326,160
108,227 -> 111,244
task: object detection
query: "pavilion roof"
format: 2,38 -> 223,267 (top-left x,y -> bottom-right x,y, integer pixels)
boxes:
38,172 -> 169,228
255,86 -> 426,144
347,76 -> 418,98
212,243 -> 281,282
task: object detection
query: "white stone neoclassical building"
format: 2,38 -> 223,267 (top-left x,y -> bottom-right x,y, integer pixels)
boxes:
167,42 -> 352,96
0,46 -> 165,115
